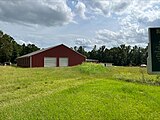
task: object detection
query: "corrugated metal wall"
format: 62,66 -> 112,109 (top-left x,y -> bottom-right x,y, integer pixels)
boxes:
17,57 -> 30,67
31,45 -> 85,67
17,45 -> 86,67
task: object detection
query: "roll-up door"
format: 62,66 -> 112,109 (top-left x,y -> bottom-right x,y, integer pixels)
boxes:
59,57 -> 68,67
44,57 -> 56,67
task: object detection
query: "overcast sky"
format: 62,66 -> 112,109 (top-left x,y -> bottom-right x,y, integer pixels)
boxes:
0,0 -> 160,49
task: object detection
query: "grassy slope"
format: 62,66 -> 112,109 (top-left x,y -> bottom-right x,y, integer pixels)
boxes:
0,63 -> 160,120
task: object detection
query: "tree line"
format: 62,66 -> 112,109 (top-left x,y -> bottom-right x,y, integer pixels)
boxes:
74,44 -> 148,66
0,30 -> 40,64
0,30 -> 148,66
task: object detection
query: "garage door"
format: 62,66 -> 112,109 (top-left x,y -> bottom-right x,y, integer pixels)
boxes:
59,58 -> 68,67
44,57 -> 56,67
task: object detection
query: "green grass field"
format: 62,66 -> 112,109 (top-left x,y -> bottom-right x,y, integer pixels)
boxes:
0,63 -> 160,120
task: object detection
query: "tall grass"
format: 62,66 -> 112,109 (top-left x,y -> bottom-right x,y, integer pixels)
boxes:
76,62 -> 107,75
0,63 -> 160,119
110,66 -> 160,85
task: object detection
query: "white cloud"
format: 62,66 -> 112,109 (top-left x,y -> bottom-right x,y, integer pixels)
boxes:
91,0 -> 110,15
92,0 -> 160,48
83,0 -> 110,16
96,29 -> 123,47
1,0 -> 160,49
0,0 -> 74,26
75,38 -> 91,46
75,37 -> 106,50
96,22 -> 148,48
80,0 -> 131,17
115,0 -> 160,23
111,0 -> 131,15
75,1 -> 87,19
17,40 -> 34,45
82,0 -> 160,22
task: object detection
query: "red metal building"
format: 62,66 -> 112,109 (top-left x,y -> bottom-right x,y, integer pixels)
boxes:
17,44 -> 86,67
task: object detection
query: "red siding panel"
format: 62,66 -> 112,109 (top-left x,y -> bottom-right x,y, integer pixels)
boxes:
31,45 -> 86,67
17,57 -> 30,67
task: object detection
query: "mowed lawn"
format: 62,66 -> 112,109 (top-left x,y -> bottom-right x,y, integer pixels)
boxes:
0,63 -> 160,120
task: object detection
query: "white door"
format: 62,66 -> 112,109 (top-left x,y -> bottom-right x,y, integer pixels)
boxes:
44,57 -> 56,67
59,58 -> 68,67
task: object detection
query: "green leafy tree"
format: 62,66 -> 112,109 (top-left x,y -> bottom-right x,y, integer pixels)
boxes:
0,33 -> 13,63
97,45 -> 106,62
0,30 -> 40,64
88,45 -> 98,60
11,41 -> 21,63
77,46 -> 88,57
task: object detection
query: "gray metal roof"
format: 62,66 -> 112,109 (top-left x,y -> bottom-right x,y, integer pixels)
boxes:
17,46 -> 52,58
86,59 -> 98,62
17,44 -> 86,59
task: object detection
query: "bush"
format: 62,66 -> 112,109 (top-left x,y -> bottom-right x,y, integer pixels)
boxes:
76,62 -> 107,75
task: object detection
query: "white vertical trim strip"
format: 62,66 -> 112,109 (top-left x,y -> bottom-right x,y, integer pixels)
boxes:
30,56 -> 32,68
